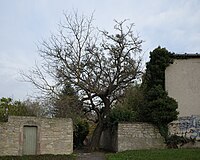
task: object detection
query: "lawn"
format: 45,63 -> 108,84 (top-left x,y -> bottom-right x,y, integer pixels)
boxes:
106,149 -> 200,160
1,149 -> 200,160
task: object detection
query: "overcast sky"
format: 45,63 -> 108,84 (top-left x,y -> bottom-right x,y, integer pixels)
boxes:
0,0 -> 200,100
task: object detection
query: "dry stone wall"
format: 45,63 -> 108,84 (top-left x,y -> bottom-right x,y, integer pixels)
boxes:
117,123 -> 165,151
100,122 -> 165,152
0,116 -> 73,156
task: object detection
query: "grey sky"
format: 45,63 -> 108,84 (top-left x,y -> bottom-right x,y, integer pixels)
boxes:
0,0 -> 200,100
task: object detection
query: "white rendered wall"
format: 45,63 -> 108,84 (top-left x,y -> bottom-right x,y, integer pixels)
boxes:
165,58 -> 200,117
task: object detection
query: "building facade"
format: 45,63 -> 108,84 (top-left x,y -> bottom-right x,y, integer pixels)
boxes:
166,54 -> 200,141
165,54 -> 200,117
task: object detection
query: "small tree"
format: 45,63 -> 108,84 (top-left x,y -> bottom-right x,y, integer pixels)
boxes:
142,47 -> 178,139
52,83 -> 89,149
0,97 -> 35,122
22,12 -> 143,151
22,99 -> 49,117
109,85 -> 144,124
73,120 -> 89,148
53,83 -> 84,121
143,46 -> 173,90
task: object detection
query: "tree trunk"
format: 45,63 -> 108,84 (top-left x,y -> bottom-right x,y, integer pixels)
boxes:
89,119 -> 104,151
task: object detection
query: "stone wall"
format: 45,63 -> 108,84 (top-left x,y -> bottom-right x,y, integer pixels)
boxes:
0,116 -> 73,156
100,124 -> 118,151
100,122 -> 165,152
117,123 -> 165,151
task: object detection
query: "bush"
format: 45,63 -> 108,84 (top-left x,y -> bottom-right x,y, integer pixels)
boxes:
109,108 -> 137,125
143,85 -> 178,138
141,47 -> 179,140
144,85 -> 178,124
166,135 -> 186,148
166,135 -> 195,148
73,120 -> 89,148
108,86 -> 144,125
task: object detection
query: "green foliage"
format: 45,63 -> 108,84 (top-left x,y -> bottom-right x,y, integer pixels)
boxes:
53,84 -> 88,149
109,107 -> 137,124
141,47 -> 178,139
73,120 -> 89,148
119,86 -> 144,112
22,99 -> 48,117
108,47 -> 178,140
106,149 -> 200,160
109,86 -> 144,124
53,83 -> 84,122
0,97 -> 35,122
166,135 -> 190,149
144,46 -> 173,90
141,85 -> 178,125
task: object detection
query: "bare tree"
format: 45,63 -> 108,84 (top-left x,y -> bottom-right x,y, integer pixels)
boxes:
22,12 -> 143,151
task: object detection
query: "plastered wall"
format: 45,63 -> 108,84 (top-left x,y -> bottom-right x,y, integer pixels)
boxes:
169,115 -> 200,140
165,58 -> 200,117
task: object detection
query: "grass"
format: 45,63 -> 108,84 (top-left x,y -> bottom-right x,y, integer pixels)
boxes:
0,154 -> 76,160
106,148 -> 200,160
1,149 -> 200,160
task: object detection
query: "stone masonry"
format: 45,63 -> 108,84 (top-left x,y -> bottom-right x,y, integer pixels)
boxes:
117,123 -> 165,151
100,122 -> 165,152
0,116 -> 73,156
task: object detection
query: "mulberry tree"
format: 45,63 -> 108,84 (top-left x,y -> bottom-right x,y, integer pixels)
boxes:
23,12 -> 143,151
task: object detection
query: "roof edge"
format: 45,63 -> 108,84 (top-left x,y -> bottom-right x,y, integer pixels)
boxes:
172,53 -> 200,59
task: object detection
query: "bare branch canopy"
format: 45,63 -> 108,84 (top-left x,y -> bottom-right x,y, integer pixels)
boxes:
22,11 -> 144,151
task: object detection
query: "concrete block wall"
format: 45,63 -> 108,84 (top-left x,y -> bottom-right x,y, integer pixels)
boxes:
0,116 -> 73,156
